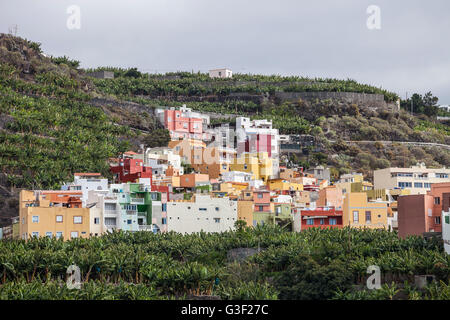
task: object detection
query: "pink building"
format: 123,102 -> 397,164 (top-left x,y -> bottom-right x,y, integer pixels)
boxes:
157,106 -> 210,140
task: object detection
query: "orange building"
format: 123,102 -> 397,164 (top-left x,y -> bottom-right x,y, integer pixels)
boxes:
19,190 -> 90,240
317,186 -> 343,209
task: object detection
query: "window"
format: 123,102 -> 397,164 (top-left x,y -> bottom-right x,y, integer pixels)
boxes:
31,232 -> 39,237
94,217 -> 100,224
259,206 -> 264,211
329,218 -> 337,225
105,203 -> 116,210
73,216 -> 82,224
244,164 -> 248,169
32,216 -> 39,223
353,211 -> 359,223
55,215 -> 63,223
319,218 -> 324,225
105,217 -> 116,226
414,182 -> 423,188
214,218 -> 220,223
434,197 -> 440,205
435,217 -> 441,225
70,232 -> 78,239
365,211 -> 371,223
306,219 -> 314,225
398,182 -> 412,188
257,193 -> 263,199
215,207 -> 219,211
424,183 -> 431,188
127,219 -> 132,225
162,218 -> 167,225
45,232 -> 52,238
436,173 -> 449,179
56,232 -> 63,239
199,208 -> 207,211
162,203 -> 167,212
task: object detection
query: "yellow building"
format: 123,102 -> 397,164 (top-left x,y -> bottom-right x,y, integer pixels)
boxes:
343,192 -> 388,229
19,190 -> 90,240
267,179 -> 303,192
220,182 -> 249,196
237,200 -> 254,227
335,172 -> 373,194
230,152 -> 273,182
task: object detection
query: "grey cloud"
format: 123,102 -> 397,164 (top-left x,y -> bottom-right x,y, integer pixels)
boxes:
0,0 -> 448,103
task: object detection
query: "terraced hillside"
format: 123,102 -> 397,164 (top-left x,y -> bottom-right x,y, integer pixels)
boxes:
0,34 -> 169,226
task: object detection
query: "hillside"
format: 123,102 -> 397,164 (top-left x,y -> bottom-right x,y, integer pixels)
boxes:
91,68 -> 450,180
0,34 -> 449,224
0,34 -> 169,226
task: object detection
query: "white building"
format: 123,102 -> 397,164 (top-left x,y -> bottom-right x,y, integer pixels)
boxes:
144,147 -> 184,177
62,173 -> 109,206
221,171 -> 252,183
209,68 -> 232,79
438,105 -> 450,112
374,163 -> 450,195
166,195 -> 237,234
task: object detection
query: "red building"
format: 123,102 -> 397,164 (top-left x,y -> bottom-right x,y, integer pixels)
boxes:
398,182 -> 450,238
300,207 -> 343,230
110,158 -> 153,184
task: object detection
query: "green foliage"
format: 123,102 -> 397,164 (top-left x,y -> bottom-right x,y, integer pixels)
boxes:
0,65 -> 132,189
0,227 -> 448,300
50,56 -> 80,69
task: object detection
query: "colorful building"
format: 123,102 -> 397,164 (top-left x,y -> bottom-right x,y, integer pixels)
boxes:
374,163 -> 450,195
298,207 -> 343,231
342,193 -> 388,229
156,105 -> 210,140
110,158 -> 153,184
397,182 -> 450,237
230,152 -> 273,182
317,186 -> 343,209
19,190 -> 90,240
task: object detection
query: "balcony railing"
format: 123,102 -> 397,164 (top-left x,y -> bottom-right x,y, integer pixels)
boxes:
131,198 -> 145,204
126,210 -> 137,215
139,225 -> 153,231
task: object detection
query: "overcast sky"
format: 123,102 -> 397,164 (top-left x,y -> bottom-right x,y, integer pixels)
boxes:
0,0 -> 449,104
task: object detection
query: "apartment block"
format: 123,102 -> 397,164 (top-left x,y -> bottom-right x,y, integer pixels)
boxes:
19,190 -> 90,240
156,105 -> 210,140
374,163 -> 450,194
166,195 -> 237,234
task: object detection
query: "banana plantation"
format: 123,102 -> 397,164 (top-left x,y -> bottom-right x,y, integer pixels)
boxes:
0,226 -> 449,300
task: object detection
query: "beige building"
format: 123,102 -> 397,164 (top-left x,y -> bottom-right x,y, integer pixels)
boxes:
19,190 -> 90,240
374,163 -> 450,195
342,193 -> 389,229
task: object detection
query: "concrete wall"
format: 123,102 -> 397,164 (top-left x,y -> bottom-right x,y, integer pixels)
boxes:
167,195 -> 237,234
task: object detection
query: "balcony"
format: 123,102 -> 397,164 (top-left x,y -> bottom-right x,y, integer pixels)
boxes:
131,198 -> 145,204
139,225 -> 153,231
126,210 -> 137,215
